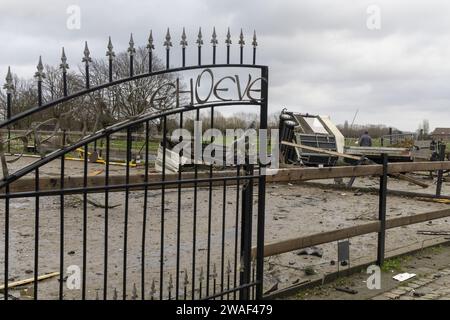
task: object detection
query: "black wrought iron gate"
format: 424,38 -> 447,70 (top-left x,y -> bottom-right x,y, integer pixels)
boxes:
0,28 -> 268,300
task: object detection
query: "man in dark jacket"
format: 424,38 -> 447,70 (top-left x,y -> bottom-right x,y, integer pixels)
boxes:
359,131 -> 372,147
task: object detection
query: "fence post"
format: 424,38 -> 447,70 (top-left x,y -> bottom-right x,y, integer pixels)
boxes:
255,66 -> 268,300
436,144 -> 446,197
377,153 -> 388,266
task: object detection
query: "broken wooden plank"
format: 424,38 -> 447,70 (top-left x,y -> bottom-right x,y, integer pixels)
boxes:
281,140 -> 362,161
417,230 -> 450,236
0,272 -> 60,291
393,173 -> 429,188
415,197 -> 450,204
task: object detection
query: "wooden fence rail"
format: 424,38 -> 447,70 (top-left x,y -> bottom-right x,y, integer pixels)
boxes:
1,161 -> 449,195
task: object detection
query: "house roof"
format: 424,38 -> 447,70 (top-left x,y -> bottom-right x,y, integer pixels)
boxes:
431,128 -> 450,135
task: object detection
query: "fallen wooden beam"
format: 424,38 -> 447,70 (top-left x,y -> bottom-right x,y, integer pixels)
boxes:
1,161 -> 449,196
281,141 -> 361,161
0,272 -> 60,291
282,141 -> 429,188
393,173 -> 429,188
302,181 -> 450,201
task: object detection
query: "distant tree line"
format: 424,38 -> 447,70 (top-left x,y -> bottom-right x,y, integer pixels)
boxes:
338,121 -> 401,138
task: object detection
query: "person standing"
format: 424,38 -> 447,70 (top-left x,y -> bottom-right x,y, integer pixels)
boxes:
359,131 -> 372,147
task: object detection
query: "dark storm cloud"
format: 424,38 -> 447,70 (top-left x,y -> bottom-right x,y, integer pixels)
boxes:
1,0 -> 450,131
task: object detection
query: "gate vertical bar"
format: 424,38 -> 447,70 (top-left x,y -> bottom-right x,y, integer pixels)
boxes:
82,144 -> 88,299
59,132 -> 65,300
104,135 -> 110,299
4,185 -> 9,300
34,168 -> 40,299
160,116 -> 167,299
206,107 -> 214,296
176,112 -> 183,299
377,153 -> 388,266
192,109 -> 200,299
141,121 -> 150,299
239,161 -> 253,300
123,128 -> 132,299
256,66 -> 268,299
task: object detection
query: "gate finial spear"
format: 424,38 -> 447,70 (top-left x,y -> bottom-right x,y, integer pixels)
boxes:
34,56 -> 46,80
3,66 -> 14,93
164,28 -> 172,49
82,41 -> 92,65
180,27 -> 188,48
60,47 -> 69,72
196,27 -> 203,47
211,27 -> 218,47
239,29 -> 245,47
225,27 -> 232,46
106,36 -> 115,59
128,33 -> 136,57
147,30 -> 155,51
252,30 -> 258,48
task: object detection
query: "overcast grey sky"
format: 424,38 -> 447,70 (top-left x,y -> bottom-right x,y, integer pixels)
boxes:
1,0 -> 450,131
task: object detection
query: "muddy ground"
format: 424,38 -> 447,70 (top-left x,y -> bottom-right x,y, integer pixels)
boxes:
1,156 -> 450,299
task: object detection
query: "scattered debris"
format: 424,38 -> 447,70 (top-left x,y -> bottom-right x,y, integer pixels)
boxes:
65,195 -> 121,209
263,282 -> 279,295
20,288 -> 33,299
415,197 -> 450,204
296,246 -> 323,258
304,266 -> 317,276
88,169 -> 104,176
86,196 -> 121,209
335,286 -> 358,294
393,272 -> 416,282
417,230 -> 450,236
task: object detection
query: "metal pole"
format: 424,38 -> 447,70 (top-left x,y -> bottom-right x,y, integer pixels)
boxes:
239,163 -> 253,300
436,144 -> 446,197
377,153 -> 388,266
255,66 -> 268,300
